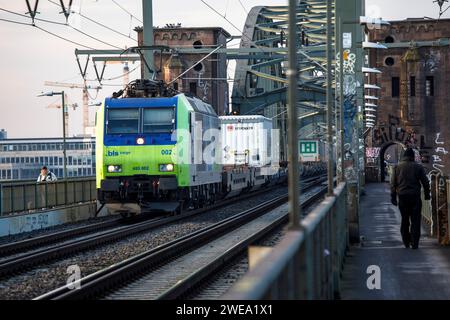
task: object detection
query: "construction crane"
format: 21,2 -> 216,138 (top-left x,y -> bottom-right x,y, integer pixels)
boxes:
46,93 -> 78,137
45,81 -> 102,136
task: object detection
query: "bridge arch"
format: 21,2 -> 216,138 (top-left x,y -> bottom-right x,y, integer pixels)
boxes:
379,141 -> 406,182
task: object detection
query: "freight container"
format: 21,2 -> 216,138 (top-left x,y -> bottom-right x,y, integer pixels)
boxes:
219,115 -> 273,167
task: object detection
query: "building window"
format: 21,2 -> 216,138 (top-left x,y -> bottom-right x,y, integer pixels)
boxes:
385,57 -> 395,66
426,76 -> 434,96
193,40 -> 203,49
410,76 -> 416,97
193,62 -> 204,72
189,82 -> 197,95
385,36 -> 395,43
392,77 -> 400,97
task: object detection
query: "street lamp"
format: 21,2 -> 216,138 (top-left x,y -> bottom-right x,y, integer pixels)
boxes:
38,91 -> 68,180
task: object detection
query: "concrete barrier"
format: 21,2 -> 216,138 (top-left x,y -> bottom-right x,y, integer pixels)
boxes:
0,202 -> 107,237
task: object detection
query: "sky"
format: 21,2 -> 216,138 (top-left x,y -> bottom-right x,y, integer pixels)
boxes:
0,0 -> 445,138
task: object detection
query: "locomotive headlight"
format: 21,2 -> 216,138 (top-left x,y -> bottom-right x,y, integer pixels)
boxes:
107,165 -> 122,173
159,164 -> 174,172
136,138 -> 145,145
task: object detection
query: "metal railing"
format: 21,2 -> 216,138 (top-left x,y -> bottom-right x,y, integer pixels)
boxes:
223,182 -> 348,300
0,178 -> 96,216
421,172 -> 450,244
421,189 -> 433,231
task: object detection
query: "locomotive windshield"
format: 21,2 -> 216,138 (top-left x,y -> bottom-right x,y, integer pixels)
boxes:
143,108 -> 175,134
107,108 -> 139,134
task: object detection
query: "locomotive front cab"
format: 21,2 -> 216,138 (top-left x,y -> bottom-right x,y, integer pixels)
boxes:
97,96 -> 182,214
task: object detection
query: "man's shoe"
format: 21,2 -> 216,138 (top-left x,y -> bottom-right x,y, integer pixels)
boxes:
404,242 -> 411,249
412,244 -> 419,250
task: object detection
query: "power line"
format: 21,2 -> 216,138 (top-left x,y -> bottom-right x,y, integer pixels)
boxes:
0,7 -> 124,49
111,0 -> 143,23
48,0 -> 138,42
85,64 -> 140,82
199,0 -> 272,55
237,0 -> 248,15
0,17 -> 30,26
103,65 -> 140,81
0,7 -> 66,25
0,14 -> 97,49
200,0 -> 246,37
35,25 -> 97,49
69,24 -> 124,49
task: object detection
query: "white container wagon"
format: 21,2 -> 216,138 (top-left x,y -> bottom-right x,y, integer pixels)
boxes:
219,115 -> 273,167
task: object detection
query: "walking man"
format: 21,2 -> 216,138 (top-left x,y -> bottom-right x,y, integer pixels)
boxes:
391,148 -> 430,249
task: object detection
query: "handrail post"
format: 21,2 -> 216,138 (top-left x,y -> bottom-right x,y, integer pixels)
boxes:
0,182 -> 3,216
326,0 -> 334,196
45,182 -> 48,209
287,0 -> 301,229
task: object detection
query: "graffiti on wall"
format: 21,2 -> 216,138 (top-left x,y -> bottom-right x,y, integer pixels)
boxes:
432,133 -> 449,174
336,49 -> 357,75
424,51 -> 440,73
342,49 -> 360,182
22,214 -> 49,232
366,147 -> 381,164
197,73 -> 210,102
372,114 -> 433,163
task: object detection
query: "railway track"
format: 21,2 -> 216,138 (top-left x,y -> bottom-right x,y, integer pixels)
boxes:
0,218 -> 125,257
0,175 -> 324,280
35,179 -> 327,300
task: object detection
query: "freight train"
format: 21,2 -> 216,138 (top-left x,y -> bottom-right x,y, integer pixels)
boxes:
96,80 -> 323,217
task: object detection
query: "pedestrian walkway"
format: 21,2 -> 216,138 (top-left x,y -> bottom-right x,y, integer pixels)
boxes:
340,183 -> 450,300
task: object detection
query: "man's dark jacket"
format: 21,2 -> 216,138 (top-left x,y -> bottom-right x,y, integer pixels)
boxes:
391,157 -> 430,198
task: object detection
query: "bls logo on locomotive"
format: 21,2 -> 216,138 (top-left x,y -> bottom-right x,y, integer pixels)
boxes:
107,150 -> 119,157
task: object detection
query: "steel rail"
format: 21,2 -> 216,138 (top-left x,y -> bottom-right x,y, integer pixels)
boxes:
158,186 -> 327,300
0,175 -> 324,279
35,177 -> 327,300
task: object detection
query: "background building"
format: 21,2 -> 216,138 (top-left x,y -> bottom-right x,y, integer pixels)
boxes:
367,18 -> 450,181
136,26 -> 231,115
0,129 -> 7,140
0,137 -> 95,181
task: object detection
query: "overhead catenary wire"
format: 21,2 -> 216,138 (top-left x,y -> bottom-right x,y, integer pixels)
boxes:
237,0 -> 248,15
0,7 -> 124,49
0,16 -> 97,49
34,25 -> 97,49
47,0 -> 138,42
0,17 -> 30,26
199,0 -> 281,57
111,0 -> 143,23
